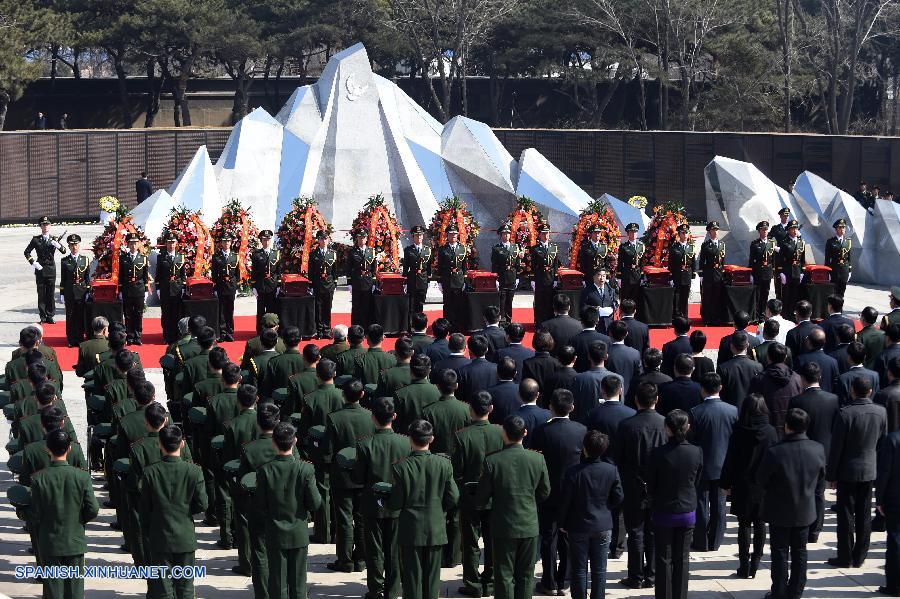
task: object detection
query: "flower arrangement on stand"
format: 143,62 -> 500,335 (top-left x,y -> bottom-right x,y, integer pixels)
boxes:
98,195 -> 121,226
506,196 -> 547,279
212,199 -> 259,286
158,207 -> 212,278
428,196 -> 481,269
351,194 -> 401,273
91,214 -> 150,280
569,198 -> 621,269
276,196 -> 332,275
641,200 -> 691,268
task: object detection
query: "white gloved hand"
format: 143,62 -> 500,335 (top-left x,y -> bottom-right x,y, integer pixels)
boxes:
495,281 -> 499,291
553,280 -> 559,289
347,284 -> 352,292
403,285 -> 408,294
779,273 -> 787,285
616,279 -> 622,288
276,288 -> 282,297
371,285 -> 376,292
144,291 -> 150,302
669,281 -> 674,288
750,275 -> 754,285
52,239 -> 63,250
515,279 -> 520,287
530,281 -> 536,291
847,272 -> 851,283
800,273 -> 805,283
774,245 -> 781,252
156,289 -> 161,299
699,276 -> 704,284
59,292 -> 64,303
214,291 -> 218,298
252,288 -> 258,298
32,262 -> 43,272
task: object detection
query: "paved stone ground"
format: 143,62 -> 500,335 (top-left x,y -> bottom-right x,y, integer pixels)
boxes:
0,223 -> 894,598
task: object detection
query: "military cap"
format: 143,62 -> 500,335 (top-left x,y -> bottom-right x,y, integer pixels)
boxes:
874,185 -> 882,190
539,223 -> 551,233
125,232 -> 140,243
163,232 -> 178,243
262,313 -> 279,327
259,229 -> 274,239
589,224 -> 602,233
833,218 -> 847,228
756,221 -> 769,230
66,234 -> 81,244
706,221 -> 720,231
786,219 -> 800,229
38,216 -> 51,225
497,223 -> 511,234
315,230 -> 329,240
677,223 -> 690,234
218,231 -> 234,241
446,224 -> 459,234
625,223 -> 640,233
410,225 -> 426,234
354,228 -> 369,238
892,286 -> 900,301
860,180 -> 868,186
777,207 -> 791,216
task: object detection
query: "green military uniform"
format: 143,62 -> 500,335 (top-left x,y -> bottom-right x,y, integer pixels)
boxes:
309,243 -> 339,337
193,372 -> 224,407
20,439 -> 87,486
114,404 -> 155,548
75,335 -> 109,377
182,350 -> 212,396
882,307 -> 900,330
323,403 -> 375,568
256,455 -> 322,599
163,335 -> 192,404
139,456 -> 208,599
376,363 -> 411,398
119,248 -> 151,344
858,323 -> 887,370
395,378 -> 442,435
355,348 -> 398,386
531,240 -> 561,326
223,407 -> 260,572
453,421 -> 505,595
616,236 -> 645,304
753,339 -> 793,369
30,461 -> 99,599
205,388 -> 241,545
354,429 -> 409,599
491,237 -> 521,325
11,343 -> 60,365
409,333 -> 435,355
18,406 -> 76,447
824,232 -> 852,298
336,345 -> 367,377
422,395 -> 470,456
154,247 -> 187,344
261,348 -> 304,400
285,366 -> 318,418
241,335 -> 285,371
403,240 -> 432,316
248,349 -> 280,389
321,339 -> 350,363
476,444 -> 551,599
388,450 -> 460,599
300,382 -> 344,541
6,356 -> 63,395
60,249 -> 92,346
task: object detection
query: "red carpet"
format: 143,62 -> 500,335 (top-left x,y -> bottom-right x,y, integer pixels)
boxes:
41,303 -> 733,371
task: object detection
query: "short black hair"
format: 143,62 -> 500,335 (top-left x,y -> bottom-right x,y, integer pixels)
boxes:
827,294 -> 845,313
519,378 -> 540,404
700,372 -> 722,395
410,354 -> 431,379
109,330 -> 127,351
848,341 -> 867,365
483,305 -> 501,324
145,402 -> 168,429
317,358 -> 337,381
394,337 -> 415,359
889,357 -> 900,379
643,348 -> 663,371
408,419 -> 435,445
257,403 -> 281,431
344,379 -> 365,403
411,312 -> 429,331
115,349 -> 135,371
35,382 -> 56,406
532,331 -> 554,352
807,328 -> 826,351
689,330 -> 706,352
366,324 -> 385,345
431,318 -> 451,340
767,342 -> 788,364
260,328 -> 279,350
18,328 -> 37,349
588,341 -> 608,365
40,405 -> 65,431
799,361 -> 821,383
208,346 -> 229,370
731,330 -> 749,352
497,356 -> 517,380
46,429 -> 72,457
557,345 -> 577,366
763,319 -> 780,340
237,384 -> 257,407
24,348 -> 43,367
785,408 -> 809,433
635,382 -> 658,409
159,425 -> 184,452
733,311 -> 751,330
674,353 -> 694,376
27,363 -> 48,385
448,333 -> 466,353
580,306 -> 600,328
126,368 -> 146,392
134,380 -> 155,405
767,298 -> 784,316
553,294 -> 572,313
467,335 -> 489,358
583,430 -> 609,459
273,423 -> 296,451
665,409 -> 690,442
437,369 -> 459,395
851,375 -> 873,398
283,326 -> 301,347
303,343 -> 321,364
861,306 -> 879,325
673,316 -> 691,335
372,397 -> 396,426
189,315 -> 207,335
348,324 -> 366,344
223,362 -> 242,385
506,323 -> 526,343
550,388 -> 574,415
620,299 -> 636,315
502,415 -> 526,442
198,326 -> 216,349
469,391 -> 493,417
836,323 -> 855,344
600,375 -> 622,398
608,320 -> 628,342
795,300 -> 813,319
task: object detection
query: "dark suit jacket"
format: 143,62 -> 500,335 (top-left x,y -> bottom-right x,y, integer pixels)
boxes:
430,354 -> 471,383
136,178 -> 154,203
876,430 -> 900,513
606,343 -> 643,399
558,458 -> 624,534
717,331 -> 763,367
875,344 -> 900,385
827,398 -> 888,482
529,417 -> 588,504
874,379 -> 900,433
836,366 -> 880,405
788,386 -> 840,457
580,283 -> 617,310
544,366 -> 578,399
658,377 -> 702,416
647,440 -> 703,514
621,316 -> 650,357
585,401 -> 637,452
496,344 -> 536,383
661,336 -> 693,377
487,380 -> 520,426
757,433 -> 826,527
820,313 -> 856,353
627,371 -> 672,408
795,350 -> 840,393
541,315 -> 583,358
717,355 -> 763,410
689,398 -> 738,480
570,329 -> 611,373
457,358 -> 499,401
829,344 -> 852,374
516,404 -> 552,448
786,321 -> 822,358
570,367 -> 625,424
612,409 -> 667,504
522,352 -> 561,392
424,339 -> 451,364
478,326 -> 508,362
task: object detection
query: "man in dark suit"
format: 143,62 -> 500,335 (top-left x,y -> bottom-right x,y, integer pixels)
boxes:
786,301 -> 820,357
658,355 -> 703,416
689,372 -> 738,552
617,223 -> 645,304
606,320 -> 643,399
875,324 -> 900,385
796,328 -> 840,394
827,376 -> 888,568
777,220 -> 807,321
824,219 -> 852,298
545,346 -> 578,399
837,342 -> 881,405
531,224 -> 561,326
757,408 -> 827,599
749,220 -> 777,321
698,221 -> 727,326
717,311 -> 763,367
569,307 -> 610,373
135,171 -> 154,203
424,318 -> 452,365
668,224 -> 696,319
250,229 -> 283,334
820,295 -> 856,353
486,358 -> 520,425
437,226 -> 468,332
529,389 -> 587,595
456,335 -> 497,401
490,223 -> 521,324
522,331 -> 561,392
857,306 -> 885,370
628,348 -> 672,408
581,269 -> 617,333
570,341 -> 624,424
541,294 -> 583,359
789,362 -> 840,542
495,323 -> 535,383
875,357 -> 900,433
477,306 -> 507,362
59,234 -> 91,347
515,378 -> 551,447
661,317 -> 693,377
402,225 -> 431,316
431,333 -> 471,383
830,324 -> 856,374
717,331 -> 763,410
620,300 -> 649,357
876,428 -> 900,596
24,216 -> 66,324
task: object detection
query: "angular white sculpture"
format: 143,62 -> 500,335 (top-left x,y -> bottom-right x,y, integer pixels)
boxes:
129,189 -> 175,243
867,200 -> 900,285
599,193 -> 650,235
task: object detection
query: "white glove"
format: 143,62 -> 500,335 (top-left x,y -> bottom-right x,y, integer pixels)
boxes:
59,292 -> 64,303
156,289 -> 161,299
118,292 -> 123,301
52,239 -> 63,250
530,281 -> 536,291
553,280 -> 559,289
779,273 -> 787,285
144,291 -> 150,302
276,288 -> 282,297
847,272 -> 851,282
774,245 -> 781,252
495,281 -> 499,291
750,275 -> 754,285
515,279 -> 520,287
252,288 -> 258,298
347,284 -> 352,292
699,276 -> 704,284
669,281 -> 674,287
371,285 -> 376,292
616,279 -> 622,288
403,285 -> 408,294
32,262 -> 43,272
214,290 -> 218,298
800,273 -> 805,283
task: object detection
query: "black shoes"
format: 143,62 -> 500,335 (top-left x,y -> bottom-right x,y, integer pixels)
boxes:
619,577 -> 643,589
231,566 -> 251,576
216,539 -> 233,550
878,586 -> 900,596
534,583 -> 557,596
458,587 -> 481,598
326,561 -> 353,573
827,557 -> 852,568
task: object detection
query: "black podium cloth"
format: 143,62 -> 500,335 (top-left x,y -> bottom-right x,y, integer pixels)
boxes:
87,301 -> 123,328
278,295 -> 316,338
374,295 -> 409,335
461,291 -> 501,333
803,283 -> 835,320
637,286 -> 675,327
724,285 -> 757,325
184,298 -> 220,338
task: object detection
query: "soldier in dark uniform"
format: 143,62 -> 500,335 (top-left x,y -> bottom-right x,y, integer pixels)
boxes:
777,220 -> 806,320
24,216 -> 66,324
309,230 -> 338,339
250,229 -> 282,333
155,232 -> 186,344
855,181 -> 875,211
438,225 -> 468,332
668,224 -> 696,319
579,225 -> 608,284
531,224 -> 561,327
347,228 -> 377,329
211,232 -> 239,342
490,224 -> 521,325
119,233 -> 151,345
617,223 -> 645,305
403,225 -> 432,317
824,218 -> 852,298
749,221 -> 777,322
59,234 -> 91,347
770,208 -> 791,300
699,221 -> 727,326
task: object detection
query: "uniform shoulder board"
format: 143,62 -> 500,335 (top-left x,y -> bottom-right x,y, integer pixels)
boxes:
527,448 -> 543,454
435,453 -> 451,460
94,353 -> 102,364
356,433 -> 372,441
485,448 -> 502,457
455,427 -> 467,434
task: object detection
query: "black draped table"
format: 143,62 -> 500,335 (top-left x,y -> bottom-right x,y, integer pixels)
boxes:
87,300 -> 124,329
637,286 -> 674,326
460,291 -> 501,333
278,296 -> 316,338
374,295 -> 409,335
724,285 -> 757,325
184,298 -> 220,338
803,282 -> 835,320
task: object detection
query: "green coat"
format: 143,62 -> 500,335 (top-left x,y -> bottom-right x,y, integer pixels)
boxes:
476,444 -> 550,539
238,433 -> 299,480
205,389 -> 241,466
128,431 -> 194,493
223,408 -> 260,463
241,335 -> 285,370
395,379 -> 442,434
882,308 -> 900,330
422,395 -> 470,455
323,403 -> 375,489
321,340 -> 350,363
20,439 -> 87,486
376,363 -> 412,398
354,348 -> 397,386
193,373 -> 224,407
76,335 -> 109,377
139,456 -> 208,553
388,450 -> 459,546
115,404 -> 150,459
353,429 -> 410,518
19,409 -> 76,447
286,366 -> 318,416
410,333 -> 435,355
255,455 -> 322,549
299,384 -> 344,456
30,461 -> 99,556
11,344 -> 60,366
182,351 -> 212,393
336,345 -> 367,377
858,324 -> 887,370
248,350 -> 279,387
452,421 -> 505,510
175,338 -> 202,367
261,348 -> 304,399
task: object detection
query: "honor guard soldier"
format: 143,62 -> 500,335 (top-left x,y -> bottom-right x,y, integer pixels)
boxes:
749,221 -> 777,321
825,218 -> 852,298
60,234 -> 91,347
155,232 -> 187,344
617,223 -> 645,304
251,229 -> 283,333
24,216 -> 66,324
438,225 -> 468,332
883,287 -> 900,329
531,224 -> 561,326
348,228 -> 377,329
699,221 -> 727,325
309,231 -> 338,338
770,207 -> 791,298
120,232 -> 151,345
668,224 -> 696,319
579,224 -> 608,284
211,232 -> 239,342
490,224 -> 521,325
403,225 -> 432,316
777,220 -> 806,318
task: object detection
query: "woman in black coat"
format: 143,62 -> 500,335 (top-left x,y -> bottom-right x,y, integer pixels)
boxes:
689,331 -> 716,384
720,393 -> 779,578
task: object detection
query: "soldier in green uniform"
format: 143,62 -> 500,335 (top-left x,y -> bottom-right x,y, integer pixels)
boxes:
491,224 -> 521,325
438,225 -> 468,333
824,218 -> 852,298
336,325 -> 367,377
409,313 -> 435,355
404,225 -> 432,317
76,316 -> 110,377
119,232 -> 151,345
251,230 -> 283,334
531,224 -> 561,327
23,216 -> 66,324
9,324 -> 61,366
749,221 -> 777,322
181,326 -> 218,395
770,207 -> 792,299
667,224 -> 696,319
321,324 -> 350,362
211,232 -> 239,342
205,363 -> 243,548
396,355 -> 441,433
240,313 -> 285,370
348,228 -> 378,329
223,384 -> 261,575
617,223 -> 645,305
285,344 -> 321,418
355,324 -> 398,387
247,329 -> 282,389
59,233 -> 91,346
776,220 -> 806,319
388,419 -> 460,599
476,415 -> 551,599
377,336 -> 414,398
883,288 -> 900,330
192,346 -> 227,407
256,422 -> 322,599
138,425 -> 208,599
698,221 -> 727,326
453,391 -> 505,597
261,325 -> 304,401
309,230 -> 339,338
354,397 -> 409,599
18,385 -> 75,446
155,232 -> 187,344
857,307 -> 886,369
20,406 -> 87,485
324,379 -> 375,571
7,333 -> 62,393
579,224 -> 608,285
30,429 -> 99,599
